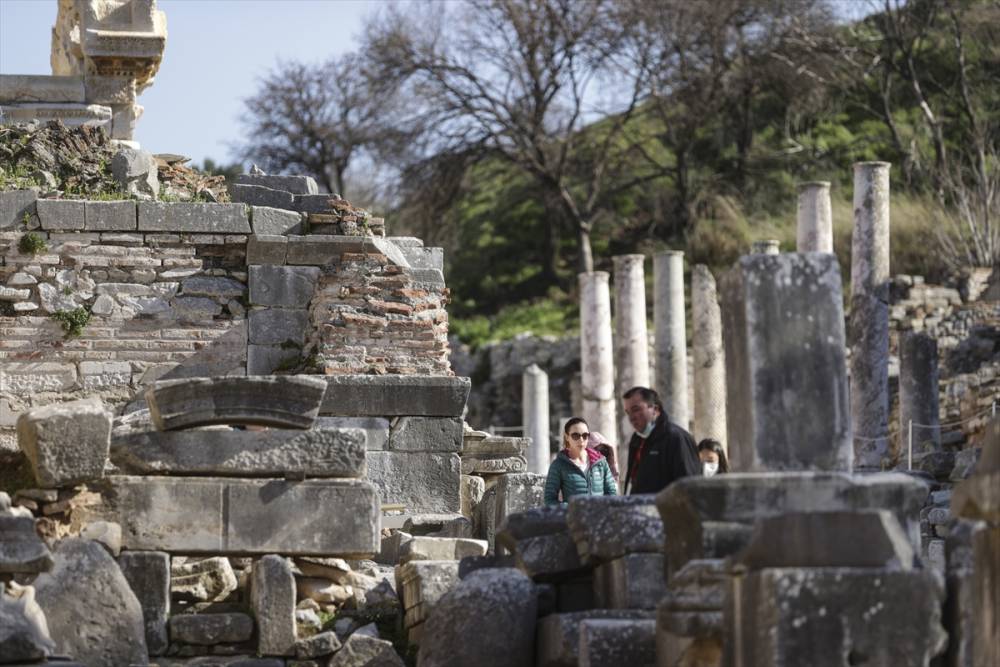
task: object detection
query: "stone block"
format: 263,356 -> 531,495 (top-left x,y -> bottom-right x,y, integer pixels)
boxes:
0,190 -> 37,229
137,202 -> 251,233
951,421 -> 1000,522
461,455 -> 528,475
247,344 -> 300,375
111,427 -> 366,478
0,362 -> 77,393
295,630 -> 341,659
236,173 -> 319,195
293,193 -> 340,213
146,375 -> 328,430
328,633 -> 404,667
377,530 -> 413,565
0,514 -> 54,573
395,560 -> 460,614
461,474 -> 485,520
656,472 -> 930,577
181,276 -> 247,299
736,510 -> 915,570
457,554 -> 516,579
171,556 -> 237,603
402,513 -> 473,538
0,74 -> 86,102
398,536 -> 489,564
593,553 -> 665,610
248,308 -> 310,346
417,568 -> 536,664
247,234 -> 288,265
721,253 -> 851,472
112,147 -> 158,198
105,476 -> 380,556
315,416 -> 390,450
578,618 -> 656,667
36,199 -> 85,231
17,397 -> 111,487
399,245 -> 444,270
366,451 -> 461,513
252,555 -> 296,656
494,473 -> 546,540
284,235 -> 410,267
33,538 -> 148,665
169,612 -> 254,645
250,206 -> 304,236
463,435 -> 527,457
536,610 -> 656,667
567,494 -> 663,565
80,520 -> 122,556
117,550 -> 170,655
514,533 -> 584,581
944,519 -> 999,667
248,265 -> 320,308
388,417 -> 463,452
230,183 -> 295,210
725,568 -> 946,667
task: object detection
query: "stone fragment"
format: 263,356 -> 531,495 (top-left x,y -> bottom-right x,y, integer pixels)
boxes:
137,202 -> 251,233
593,553 -> 665,610
402,513 -> 472,538
247,234 -> 288,264
80,520 -> 122,556
366,452 -> 461,514
252,555 -> 296,656
36,198 -> 84,231
171,556 -> 238,602
0,514 -> 54,573
296,578 -> 355,604
248,264 -> 319,308
112,146 -> 159,199
328,633 -> 405,667
169,613 -> 254,645
567,494 -> 663,564
736,510 -> 915,570
33,538 -> 148,666
462,435 -> 527,457
236,173 -> 319,195
181,275 -> 247,299
536,610 -> 656,667
497,506 -> 584,580
118,551 -> 170,655
417,569 -> 536,667
461,455 -> 528,475
248,307 -> 310,346
321,375 -> 471,417
721,252 -> 851,471
578,618 -> 656,667
388,417 -> 463,452
231,183 -> 296,210
105,476 -> 380,556
395,560 -> 460,624
0,189 -> 37,229
111,427 -> 366,478
398,536 -> 488,564
494,474 -> 546,538
17,396 -> 111,487
295,630 -> 341,659
316,417 -> 390,450
250,205 -> 304,235
85,200 -> 137,230
145,375 -> 328,430
951,421 -> 1000,522
0,585 -> 55,663
725,568 -> 946,666
247,344 -> 300,375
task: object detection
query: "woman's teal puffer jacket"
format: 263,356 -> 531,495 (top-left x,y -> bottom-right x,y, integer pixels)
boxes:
544,449 -> 617,506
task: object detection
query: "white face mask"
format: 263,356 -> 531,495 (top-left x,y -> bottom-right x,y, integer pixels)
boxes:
637,421 -> 655,439
703,462 -> 719,477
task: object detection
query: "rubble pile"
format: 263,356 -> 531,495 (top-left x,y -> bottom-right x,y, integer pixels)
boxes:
155,154 -> 230,203
0,121 -> 118,195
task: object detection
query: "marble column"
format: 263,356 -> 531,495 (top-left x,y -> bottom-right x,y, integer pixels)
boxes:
654,251 -> 689,429
579,272 -> 617,445
613,254 -> 651,447
522,364 -> 551,474
691,264 -> 727,447
899,331 -> 940,453
797,181 -> 834,253
851,161 -> 892,469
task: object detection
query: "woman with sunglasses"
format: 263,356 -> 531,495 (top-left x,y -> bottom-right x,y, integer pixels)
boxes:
543,417 -> 617,506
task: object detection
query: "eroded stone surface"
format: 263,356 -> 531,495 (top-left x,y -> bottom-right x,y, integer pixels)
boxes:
118,551 -> 170,655
567,494 -> 663,564
17,396 -> 111,487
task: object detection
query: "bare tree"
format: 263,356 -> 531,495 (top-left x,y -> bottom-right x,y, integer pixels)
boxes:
364,0 -> 650,275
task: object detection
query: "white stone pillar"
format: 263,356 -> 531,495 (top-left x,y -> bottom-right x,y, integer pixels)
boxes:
654,251 -> 689,429
851,161 -> 892,469
613,254 -> 651,447
579,272 -> 617,446
797,181 -> 834,253
522,364 -> 551,474
751,239 -> 781,255
691,264 -> 727,447
899,331 -> 940,452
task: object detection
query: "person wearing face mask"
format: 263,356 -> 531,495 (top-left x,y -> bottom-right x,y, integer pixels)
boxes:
543,417 -> 617,506
621,386 -> 701,495
697,438 -> 729,477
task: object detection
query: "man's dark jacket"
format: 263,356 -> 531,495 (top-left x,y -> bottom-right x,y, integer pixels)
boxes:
623,412 -> 702,495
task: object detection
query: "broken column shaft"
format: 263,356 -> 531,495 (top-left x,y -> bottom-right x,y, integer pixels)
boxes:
691,264 -> 727,446
653,251 -> 689,429
613,254 -> 651,448
522,364 -> 551,474
579,271 -> 617,444
797,181 -> 834,253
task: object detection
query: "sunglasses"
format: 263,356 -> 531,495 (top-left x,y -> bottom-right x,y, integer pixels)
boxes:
569,432 -> 590,441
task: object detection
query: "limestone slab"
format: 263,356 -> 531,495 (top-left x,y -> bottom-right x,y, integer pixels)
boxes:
0,190 -> 37,229
0,74 -> 86,102
398,536 -> 488,564
402,513 -> 472,538
236,174 -> 319,195
169,613 -> 253,645
494,473 -> 546,538
137,202 -> 251,233
593,553 -> 665,610
111,427 -> 366,477
105,476 -> 380,556
248,308 -> 310,346
461,455 -> 528,475
388,416 -> 463,452
248,265 -> 320,308
230,183 -> 295,210
117,551 -> 170,655
145,375 -> 327,430
322,374 -> 469,418
17,397 -> 111,487
366,451 -> 461,513
567,494 -> 663,565
252,555 -> 296,656
247,344 -> 300,376
36,199 -> 85,231
0,514 -> 54,574
315,416 -> 390,450
247,234 -> 288,265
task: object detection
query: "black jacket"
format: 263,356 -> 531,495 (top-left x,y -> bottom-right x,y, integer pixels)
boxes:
623,412 -> 701,495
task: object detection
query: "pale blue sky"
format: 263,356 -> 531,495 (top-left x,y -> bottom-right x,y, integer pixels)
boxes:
0,0 -> 390,165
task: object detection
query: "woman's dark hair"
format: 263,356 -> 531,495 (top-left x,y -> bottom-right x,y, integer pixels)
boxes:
697,438 -> 730,473
563,417 -> 588,434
